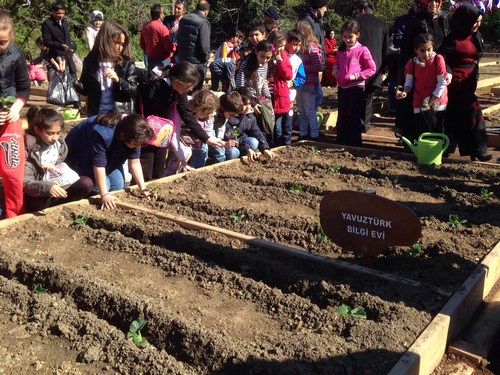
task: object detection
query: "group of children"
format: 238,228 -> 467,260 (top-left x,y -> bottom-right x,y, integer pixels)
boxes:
0,2 -> 491,218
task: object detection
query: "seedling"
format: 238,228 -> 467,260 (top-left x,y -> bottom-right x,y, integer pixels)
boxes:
74,215 -> 89,226
231,126 -> 239,139
127,318 -> 149,348
480,188 -> 493,199
150,186 -> 159,195
310,145 -> 320,154
0,96 -> 16,111
289,183 -> 303,194
229,212 -> 245,222
336,304 -> 367,319
32,283 -> 48,294
448,214 -> 467,228
316,226 -> 326,243
407,243 -> 423,256
328,166 -> 340,174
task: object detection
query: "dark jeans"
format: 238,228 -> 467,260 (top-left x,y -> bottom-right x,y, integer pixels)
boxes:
141,145 -> 169,181
336,86 -> 364,147
209,59 -> 236,92
274,112 -> 291,146
193,63 -> 207,91
25,176 -> 94,212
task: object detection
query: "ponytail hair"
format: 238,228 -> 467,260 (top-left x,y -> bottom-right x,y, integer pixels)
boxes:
26,106 -> 64,136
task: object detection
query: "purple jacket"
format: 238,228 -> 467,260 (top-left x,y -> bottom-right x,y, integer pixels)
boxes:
334,42 -> 376,89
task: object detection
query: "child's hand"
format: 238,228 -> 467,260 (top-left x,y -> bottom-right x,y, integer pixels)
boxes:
428,95 -> 438,109
206,136 -> 225,148
50,184 -> 68,198
41,163 -> 54,172
254,103 -> 262,114
105,68 -> 119,83
396,91 -> 407,99
225,140 -> 237,148
101,193 -> 118,210
348,74 -> 357,81
262,149 -> 274,160
275,53 -> 283,62
6,99 -> 23,122
141,188 -> 157,200
246,149 -> 258,163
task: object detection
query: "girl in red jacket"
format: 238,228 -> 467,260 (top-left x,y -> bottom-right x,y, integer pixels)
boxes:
267,31 -> 293,146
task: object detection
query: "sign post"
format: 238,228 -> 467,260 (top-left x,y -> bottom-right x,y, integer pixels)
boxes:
320,190 -> 422,263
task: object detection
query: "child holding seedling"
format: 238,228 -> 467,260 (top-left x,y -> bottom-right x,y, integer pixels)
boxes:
397,33 -> 448,142
229,87 -> 274,163
208,91 -> 244,163
0,10 -> 30,218
23,106 -> 93,212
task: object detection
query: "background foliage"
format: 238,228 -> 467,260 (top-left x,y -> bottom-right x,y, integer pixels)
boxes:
1,0 -> 499,62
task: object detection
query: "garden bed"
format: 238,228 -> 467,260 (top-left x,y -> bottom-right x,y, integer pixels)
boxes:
0,144 -> 499,374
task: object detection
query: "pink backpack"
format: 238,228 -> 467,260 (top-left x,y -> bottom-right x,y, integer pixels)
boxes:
145,115 -> 175,148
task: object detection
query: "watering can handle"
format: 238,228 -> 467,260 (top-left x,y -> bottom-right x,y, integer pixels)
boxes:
419,132 -> 450,151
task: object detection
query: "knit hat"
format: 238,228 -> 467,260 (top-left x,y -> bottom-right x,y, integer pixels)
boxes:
91,10 -> 104,22
309,0 -> 329,9
264,6 -> 279,20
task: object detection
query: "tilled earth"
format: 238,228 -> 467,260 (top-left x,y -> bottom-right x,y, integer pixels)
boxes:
1,144 -> 497,374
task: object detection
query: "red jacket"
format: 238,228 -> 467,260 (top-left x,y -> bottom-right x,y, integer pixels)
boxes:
272,49 -> 293,114
139,19 -> 173,59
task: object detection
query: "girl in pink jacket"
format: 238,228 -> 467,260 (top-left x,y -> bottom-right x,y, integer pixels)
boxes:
333,20 -> 375,147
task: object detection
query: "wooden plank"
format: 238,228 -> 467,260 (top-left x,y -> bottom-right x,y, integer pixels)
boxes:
484,102 -> 500,115
115,200 -> 451,297
477,76 -> 500,89
479,61 -> 500,67
388,241 -> 500,375
490,86 -> 500,96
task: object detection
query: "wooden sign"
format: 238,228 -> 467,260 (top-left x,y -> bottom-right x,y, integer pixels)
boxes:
320,190 -> 421,257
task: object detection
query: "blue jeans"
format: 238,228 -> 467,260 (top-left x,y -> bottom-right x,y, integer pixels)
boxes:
91,166 -> 124,194
190,143 -> 208,168
208,145 -> 240,162
274,112 -> 291,146
296,83 -> 323,138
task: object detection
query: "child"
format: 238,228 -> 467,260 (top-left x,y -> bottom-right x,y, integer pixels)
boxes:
188,89 -> 219,168
240,23 -> 266,58
209,28 -> 244,92
284,29 -> 306,145
85,10 -> 104,51
0,10 -> 30,218
295,20 -> 323,141
208,91 -> 244,163
230,87 -> 274,163
29,37 -> 49,85
266,30 -> 292,146
65,113 -> 155,210
23,107 -> 93,212
236,40 -> 274,142
333,20 -> 376,147
398,33 -> 448,142
75,20 -> 137,116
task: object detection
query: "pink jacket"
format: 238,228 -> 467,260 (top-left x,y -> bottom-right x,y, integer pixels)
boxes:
333,42 -> 376,89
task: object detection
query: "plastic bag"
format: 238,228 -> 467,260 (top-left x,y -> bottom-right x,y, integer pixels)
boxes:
43,162 -> 80,188
46,68 -> 80,106
256,98 -> 275,137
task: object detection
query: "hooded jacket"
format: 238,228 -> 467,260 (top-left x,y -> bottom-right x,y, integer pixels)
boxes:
0,45 -> 30,102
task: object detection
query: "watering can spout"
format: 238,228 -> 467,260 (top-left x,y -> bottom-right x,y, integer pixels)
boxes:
397,133 -> 418,156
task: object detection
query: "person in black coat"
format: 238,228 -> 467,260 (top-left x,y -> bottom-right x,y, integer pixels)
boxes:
41,2 -> 77,76
355,1 -> 390,132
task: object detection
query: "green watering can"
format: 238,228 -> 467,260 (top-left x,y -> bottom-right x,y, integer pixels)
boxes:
399,132 -> 450,165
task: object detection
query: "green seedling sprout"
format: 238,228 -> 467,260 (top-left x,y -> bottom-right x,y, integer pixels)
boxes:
448,214 -> 467,228
311,145 -> 320,154
229,212 -> 245,222
408,243 -> 423,256
336,304 -> 367,319
73,215 -> 89,226
316,227 -> 326,243
127,318 -> 149,348
32,283 -> 47,294
0,96 -> 16,111
289,183 -> 303,194
150,186 -> 159,195
231,126 -> 239,139
328,166 -> 340,174
480,188 -> 493,199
